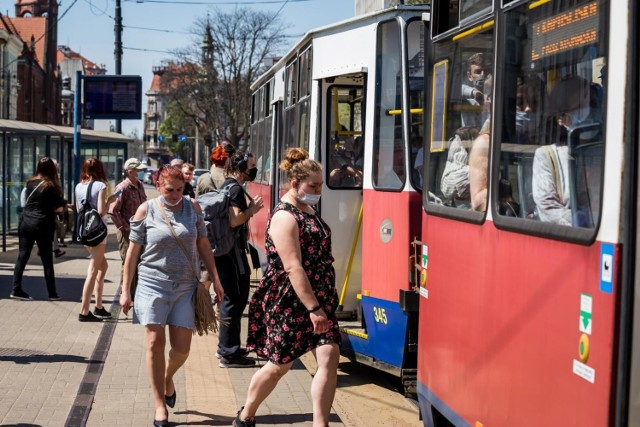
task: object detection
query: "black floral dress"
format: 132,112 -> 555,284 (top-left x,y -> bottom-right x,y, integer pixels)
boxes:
247,201 -> 341,364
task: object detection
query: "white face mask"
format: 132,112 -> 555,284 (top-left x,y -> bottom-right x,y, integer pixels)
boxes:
297,189 -> 321,206
159,195 -> 182,207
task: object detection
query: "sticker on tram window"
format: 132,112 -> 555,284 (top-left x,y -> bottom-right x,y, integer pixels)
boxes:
430,60 -> 448,153
600,243 -> 614,294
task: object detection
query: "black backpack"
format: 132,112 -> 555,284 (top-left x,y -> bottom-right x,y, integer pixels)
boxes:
75,181 -> 108,247
196,183 -> 238,256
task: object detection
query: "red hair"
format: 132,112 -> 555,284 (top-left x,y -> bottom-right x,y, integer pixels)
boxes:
81,158 -> 108,182
157,165 -> 184,185
210,143 -> 233,167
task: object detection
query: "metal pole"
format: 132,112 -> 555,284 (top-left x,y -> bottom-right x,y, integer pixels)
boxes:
195,125 -> 200,167
114,0 -> 123,134
73,71 -> 82,188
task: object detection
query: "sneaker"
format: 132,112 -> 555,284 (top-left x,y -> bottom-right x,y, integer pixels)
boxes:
53,249 -> 66,258
216,348 -> 249,359
219,354 -> 255,368
9,290 -> 32,301
232,407 -> 256,427
78,312 -> 103,322
93,306 -> 112,318
48,294 -> 62,301
58,242 -> 67,248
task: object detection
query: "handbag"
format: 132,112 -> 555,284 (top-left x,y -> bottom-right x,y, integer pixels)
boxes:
157,199 -> 219,336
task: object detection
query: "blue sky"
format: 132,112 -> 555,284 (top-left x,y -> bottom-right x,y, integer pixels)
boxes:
55,0 -> 354,136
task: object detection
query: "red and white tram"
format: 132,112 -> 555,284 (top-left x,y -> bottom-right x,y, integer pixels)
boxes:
248,5 -> 428,394
417,0 -> 640,425
248,0 -> 640,425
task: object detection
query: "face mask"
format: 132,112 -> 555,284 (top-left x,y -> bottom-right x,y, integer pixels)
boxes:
297,189 -> 321,206
159,195 -> 182,207
564,106 -> 591,128
246,167 -> 258,182
136,171 -> 145,180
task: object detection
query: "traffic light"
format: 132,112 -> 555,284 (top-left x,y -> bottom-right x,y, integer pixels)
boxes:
172,134 -> 178,143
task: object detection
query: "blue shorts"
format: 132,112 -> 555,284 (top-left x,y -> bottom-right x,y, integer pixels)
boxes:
133,276 -> 197,329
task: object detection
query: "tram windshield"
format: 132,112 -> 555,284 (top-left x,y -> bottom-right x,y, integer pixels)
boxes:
497,0 -> 607,229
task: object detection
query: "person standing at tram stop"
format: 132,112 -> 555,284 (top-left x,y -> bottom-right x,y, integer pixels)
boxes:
108,157 -> 147,301
75,158 -> 114,322
216,149 -> 264,368
10,157 -> 66,301
181,163 -> 196,198
119,165 -> 224,427
532,76 -> 601,226
196,142 -> 234,196
234,148 -> 341,427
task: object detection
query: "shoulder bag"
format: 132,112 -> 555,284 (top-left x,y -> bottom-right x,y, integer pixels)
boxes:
157,199 -> 219,336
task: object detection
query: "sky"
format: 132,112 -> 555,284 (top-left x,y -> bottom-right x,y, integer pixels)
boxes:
53,0 -> 355,136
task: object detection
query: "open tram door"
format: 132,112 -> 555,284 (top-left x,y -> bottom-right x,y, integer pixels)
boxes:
327,16 -> 427,397
319,74 -> 366,322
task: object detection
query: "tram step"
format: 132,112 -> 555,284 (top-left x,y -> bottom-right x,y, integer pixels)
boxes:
340,326 -> 368,339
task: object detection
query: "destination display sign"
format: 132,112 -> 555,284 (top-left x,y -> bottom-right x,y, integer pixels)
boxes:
531,2 -> 598,61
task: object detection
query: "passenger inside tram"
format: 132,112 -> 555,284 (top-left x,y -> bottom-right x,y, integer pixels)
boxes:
460,52 -> 488,130
468,75 -> 493,212
531,75 -> 602,226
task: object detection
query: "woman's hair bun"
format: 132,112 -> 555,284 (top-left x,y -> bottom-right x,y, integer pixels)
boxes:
279,147 -> 309,171
211,142 -> 235,167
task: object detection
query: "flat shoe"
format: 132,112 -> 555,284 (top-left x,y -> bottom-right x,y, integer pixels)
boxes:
164,390 -> 176,408
153,419 -> 169,427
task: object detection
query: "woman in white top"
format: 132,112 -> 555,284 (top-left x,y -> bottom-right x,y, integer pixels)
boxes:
74,158 -> 111,322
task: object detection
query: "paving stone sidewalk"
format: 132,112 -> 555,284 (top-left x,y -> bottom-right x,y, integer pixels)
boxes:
0,228 -> 343,426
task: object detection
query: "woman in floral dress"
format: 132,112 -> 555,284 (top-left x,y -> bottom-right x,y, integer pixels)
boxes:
235,148 -> 340,427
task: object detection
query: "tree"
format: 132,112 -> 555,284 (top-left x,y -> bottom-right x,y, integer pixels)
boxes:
160,7 -> 287,153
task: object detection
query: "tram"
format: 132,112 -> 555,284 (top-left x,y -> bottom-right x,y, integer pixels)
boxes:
248,5 -> 429,394
249,0 -> 640,425
416,0 -> 640,426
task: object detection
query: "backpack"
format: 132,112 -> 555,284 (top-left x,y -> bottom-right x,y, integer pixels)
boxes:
196,182 -> 239,256
75,181 -> 108,247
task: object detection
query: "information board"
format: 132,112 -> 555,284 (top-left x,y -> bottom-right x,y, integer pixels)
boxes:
531,1 -> 599,61
83,75 -> 142,120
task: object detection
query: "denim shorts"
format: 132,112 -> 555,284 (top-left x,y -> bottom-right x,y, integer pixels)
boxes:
133,276 -> 197,329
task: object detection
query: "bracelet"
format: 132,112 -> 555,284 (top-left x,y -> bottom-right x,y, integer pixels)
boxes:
308,305 -> 322,313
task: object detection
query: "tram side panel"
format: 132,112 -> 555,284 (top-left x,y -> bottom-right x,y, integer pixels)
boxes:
341,189 -> 421,372
416,216 -> 615,426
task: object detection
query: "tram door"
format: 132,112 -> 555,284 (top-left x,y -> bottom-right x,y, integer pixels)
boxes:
338,18 -> 424,392
321,78 -> 365,317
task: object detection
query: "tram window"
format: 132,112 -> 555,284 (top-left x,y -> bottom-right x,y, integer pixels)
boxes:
408,19 -> 426,191
327,86 -> 364,189
460,0 -> 492,22
285,61 -> 297,107
299,47 -> 312,99
373,20 -> 406,191
425,22 -> 494,213
495,0 -> 607,239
